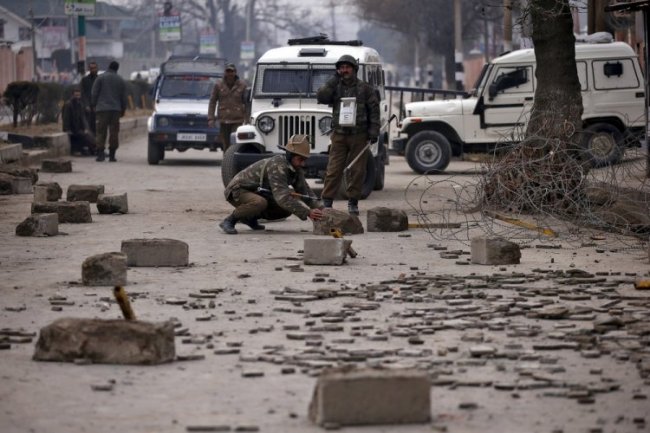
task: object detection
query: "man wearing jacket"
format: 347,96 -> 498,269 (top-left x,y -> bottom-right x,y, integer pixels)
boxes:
91,60 -> 128,162
62,87 -> 96,156
207,63 -> 247,152
80,61 -> 98,136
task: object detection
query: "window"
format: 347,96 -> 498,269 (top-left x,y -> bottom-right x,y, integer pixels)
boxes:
0,20 -> 5,39
19,27 -> 31,41
592,58 -> 639,90
492,66 -> 534,94
159,75 -> 218,99
254,63 -> 334,97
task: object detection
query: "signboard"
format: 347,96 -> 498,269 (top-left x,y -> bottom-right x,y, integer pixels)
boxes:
199,29 -> 217,54
41,26 -> 68,49
240,40 -> 255,60
159,13 -> 182,42
64,0 -> 96,16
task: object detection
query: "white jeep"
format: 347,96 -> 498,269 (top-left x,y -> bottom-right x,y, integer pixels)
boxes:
393,40 -> 645,173
221,35 -> 391,198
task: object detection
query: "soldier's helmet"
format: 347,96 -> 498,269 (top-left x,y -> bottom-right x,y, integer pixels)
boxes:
335,54 -> 358,72
282,134 -> 311,158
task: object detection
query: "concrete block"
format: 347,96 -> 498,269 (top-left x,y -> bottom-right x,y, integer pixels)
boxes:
304,238 -> 350,265
41,159 -> 72,173
313,208 -> 364,235
34,182 -> 62,201
66,184 -> 105,203
0,165 -> 38,183
471,237 -> 521,265
308,367 -> 431,426
32,201 -> 92,223
367,207 -> 408,232
15,213 -> 58,236
82,252 -> 127,286
33,318 -> 175,365
0,143 -> 23,164
97,193 -> 128,214
11,177 -> 33,194
121,238 -> 188,267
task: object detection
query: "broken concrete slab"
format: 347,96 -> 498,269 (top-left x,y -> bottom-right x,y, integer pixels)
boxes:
15,213 -> 58,237
471,237 -> 521,265
66,184 -> 105,203
32,201 -> 92,223
0,165 -> 38,184
11,177 -> 33,194
0,173 -> 13,195
120,238 -> 188,267
33,318 -> 175,365
367,207 -> 408,232
304,238 -> 350,265
41,159 -> 72,173
313,209 -> 364,235
34,182 -> 62,201
97,193 -> 128,214
308,367 -> 430,426
82,252 -> 127,286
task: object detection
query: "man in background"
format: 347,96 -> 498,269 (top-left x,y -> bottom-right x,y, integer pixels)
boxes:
207,63 -> 247,152
91,60 -> 127,162
80,61 -> 98,136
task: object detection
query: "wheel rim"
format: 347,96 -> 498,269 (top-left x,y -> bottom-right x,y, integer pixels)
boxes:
590,133 -> 616,158
416,141 -> 442,166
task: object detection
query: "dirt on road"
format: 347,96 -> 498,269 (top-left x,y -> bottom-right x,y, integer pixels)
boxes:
1,135 -> 649,433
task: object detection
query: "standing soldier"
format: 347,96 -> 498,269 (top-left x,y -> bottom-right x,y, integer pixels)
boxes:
219,134 -> 323,234
80,61 -> 98,137
91,60 -> 127,162
208,63 -> 248,152
317,54 -> 380,216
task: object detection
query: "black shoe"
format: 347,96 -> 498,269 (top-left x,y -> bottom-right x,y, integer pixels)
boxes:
347,199 -> 359,216
95,152 -> 105,162
242,218 -> 265,230
322,198 -> 333,208
108,150 -> 117,162
219,215 -> 238,234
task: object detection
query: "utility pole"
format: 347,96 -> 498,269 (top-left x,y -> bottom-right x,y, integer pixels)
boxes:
454,0 -> 464,90
503,0 -> 512,52
329,0 -> 337,41
29,0 -> 39,81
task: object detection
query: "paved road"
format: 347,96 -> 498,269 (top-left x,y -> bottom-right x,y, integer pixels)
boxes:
0,135 -> 648,433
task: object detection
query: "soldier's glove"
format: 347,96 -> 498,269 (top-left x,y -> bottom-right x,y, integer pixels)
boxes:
369,136 -> 378,143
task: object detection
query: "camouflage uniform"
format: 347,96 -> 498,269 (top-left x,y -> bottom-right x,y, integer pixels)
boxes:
224,155 -> 320,221
317,71 -> 380,201
208,74 -> 247,151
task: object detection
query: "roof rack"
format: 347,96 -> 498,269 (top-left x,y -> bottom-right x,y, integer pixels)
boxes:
287,34 -> 363,47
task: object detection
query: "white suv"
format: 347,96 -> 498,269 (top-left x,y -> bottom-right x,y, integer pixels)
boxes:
393,41 -> 645,173
221,35 -> 391,198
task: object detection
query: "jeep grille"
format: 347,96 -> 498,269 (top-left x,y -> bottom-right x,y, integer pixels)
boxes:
278,115 -> 316,149
160,115 -> 208,128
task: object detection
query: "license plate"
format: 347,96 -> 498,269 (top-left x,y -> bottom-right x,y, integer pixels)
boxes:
177,133 -> 206,141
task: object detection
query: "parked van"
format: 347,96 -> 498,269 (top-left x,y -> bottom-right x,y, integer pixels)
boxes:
393,41 -> 646,173
222,35 -> 391,198
147,56 -> 226,164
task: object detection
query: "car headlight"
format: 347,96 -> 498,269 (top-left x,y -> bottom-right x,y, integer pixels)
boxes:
158,117 -> 169,127
318,116 -> 332,134
257,116 -> 275,134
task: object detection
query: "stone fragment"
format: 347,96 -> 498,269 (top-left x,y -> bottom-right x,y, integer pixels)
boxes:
313,209 -> 364,235
41,159 -> 72,173
34,182 -> 62,201
82,252 -> 127,286
66,184 -> 105,203
97,193 -> 128,214
0,173 -> 14,195
366,207 -> 408,232
33,318 -> 175,365
11,177 -> 33,194
471,237 -> 521,265
121,238 -> 189,267
0,165 -> 38,184
308,367 -> 430,426
15,213 -> 58,237
32,201 -> 92,223
304,238 -> 350,265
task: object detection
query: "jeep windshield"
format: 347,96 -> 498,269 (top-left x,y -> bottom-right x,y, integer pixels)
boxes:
468,64 -> 492,98
253,63 -> 334,98
158,75 -> 219,99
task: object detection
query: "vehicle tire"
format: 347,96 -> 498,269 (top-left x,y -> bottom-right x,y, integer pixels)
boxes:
405,130 -> 452,174
148,139 -> 163,165
581,123 -> 623,167
337,150 -> 376,200
221,142 -> 259,187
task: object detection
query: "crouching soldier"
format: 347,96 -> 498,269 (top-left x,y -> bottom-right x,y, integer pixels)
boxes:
219,134 -> 324,234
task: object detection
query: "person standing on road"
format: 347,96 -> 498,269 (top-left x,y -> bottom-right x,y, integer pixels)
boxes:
207,63 -> 247,152
219,134 -> 324,235
317,54 -> 380,216
91,60 -> 127,162
80,61 -> 98,136
62,87 -> 96,156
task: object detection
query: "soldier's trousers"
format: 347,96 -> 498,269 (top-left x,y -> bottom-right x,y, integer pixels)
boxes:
321,132 -> 368,201
220,122 -> 241,152
96,111 -> 121,152
227,189 -> 291,221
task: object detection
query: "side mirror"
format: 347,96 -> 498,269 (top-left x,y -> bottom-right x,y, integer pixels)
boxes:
488,83 -> 498,100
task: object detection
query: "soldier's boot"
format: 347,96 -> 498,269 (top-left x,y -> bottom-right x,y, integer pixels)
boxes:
322,198 -> 333,208
242,218 -> 265,231
96,151 -> 105,162
219,215 -> 238,234
347,198 -> 359,216
108,149 -> 117,162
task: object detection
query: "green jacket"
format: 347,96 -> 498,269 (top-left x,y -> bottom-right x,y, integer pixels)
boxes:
224,155 -> 320,220
316,74 -> 380,138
